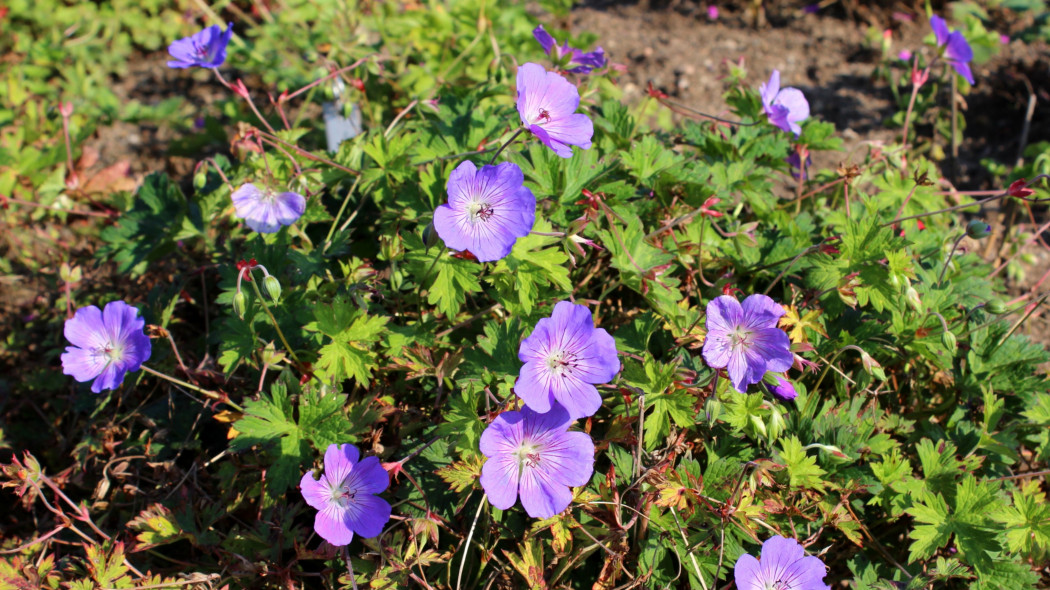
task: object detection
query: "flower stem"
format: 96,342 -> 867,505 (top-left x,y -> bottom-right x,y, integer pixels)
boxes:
247,279 -> 303,370
937,232 -> 967,284
324,175 -> 362,249
140,365 -> 245,413
487,127 -> 526,166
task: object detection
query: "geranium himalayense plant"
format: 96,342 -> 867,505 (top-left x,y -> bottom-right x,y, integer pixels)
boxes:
166,23 -> 234,69
432,161 -> 536,262
516,63 -> 594,158
760,70 -> 810,136
735,536 -> 831,590
516,300 -> 620,419
299,444 -> 391,546
479,402 -> 594,519
231,183 -> 306,233
703,294 -> 793,394
61,301 -> 151,394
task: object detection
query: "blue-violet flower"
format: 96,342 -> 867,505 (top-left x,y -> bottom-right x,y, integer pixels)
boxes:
231,183 -> 306,234
167,23 -> 234,69
533,25 -> 606,74
300,443 -> 391,546
930,16 -> 974,85
734,536 -> 830,590
760,70 -> 810,137
61,301 -> 152,394
480,402 -> 594,519
432,161 -> 536,262
703,294 -> 793,394
516,63 -> 594,158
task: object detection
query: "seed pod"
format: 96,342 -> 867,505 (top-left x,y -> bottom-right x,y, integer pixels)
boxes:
233,291 -> 247,319
263,275 -> 282,302
986,299 -> 1007,314
941,331 -> 958,356
966,219 -> 991,239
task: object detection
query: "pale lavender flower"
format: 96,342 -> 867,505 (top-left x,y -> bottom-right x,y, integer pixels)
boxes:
703,294 -> 793,394
771,375 -> 798,401
735,536 -> 830,590
516,63 -> 594,158
61,301 -> 152,394
517,301 -> 619,420
533,26 -> 606,74
231,183 -> 306,233
760,70 -> 810,137
480,402 -> 594,519
167,23 -> 233,69
930,16 -> 974,85
898,49 -> 913,62
432,161 -> 535,262
300,443 -> 391,547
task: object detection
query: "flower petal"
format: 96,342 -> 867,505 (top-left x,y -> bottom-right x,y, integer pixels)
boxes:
779,554 -> 831,590
706,295 -> 745,335
61,347 -> 107,383
345,493 -> 391,539
538,430 -> 593,487
519,463 -> 572,519
733,553 -> 764,590
346,456 -> 389,495
759,70 -> 781,108
300,470 -> 331,511
315,505 -> 355,546
551,375 -> 602,420
480,410 -> 525,457
91,362 -> 125,394
930,15 -> 950,47
64,305 -> 107,349
323,443 -> 360,487
740,294 -> 787,331
532,25 -> 556,55
515,360 -> 555,414
480,453 -> 520,510
726,350 -> 750,394
758,536 -> 806,586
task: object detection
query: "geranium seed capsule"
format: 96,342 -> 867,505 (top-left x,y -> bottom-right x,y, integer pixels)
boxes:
233,290 -> 247,319
263,275 -> 281,302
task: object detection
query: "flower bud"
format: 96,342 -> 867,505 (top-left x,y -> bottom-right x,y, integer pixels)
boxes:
905,286 -> 922,313
193,167 -> 208,191
986,299 -> 1007,314
771,375 -> 798,401
422,222 -> 441,251
941,331 -> 958,356
263,275 -> 282,302
966,219 -> 991,239
233,291 -> 247,319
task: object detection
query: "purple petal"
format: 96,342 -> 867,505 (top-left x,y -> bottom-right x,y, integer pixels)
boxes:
779,554 -> 831,590
300,470 -> 330,511
551,376 -> 602,420
533,25 -> 556,55
91,362 -> 125,394
773,88 -> 809,136
537,430 -> 594,487
61,347 -> 107,383
64,305 -> 107,349
570,47 -> 606,71
541,112 -> 593,153
758,536 -> 807,585
516,63 -> 551,126
315,505 -> 355,546
747,328 -> 794,374
930,15 -> 950,47
759,70 -> 781,108
740,294 -> 787,331
771,376 -> 798,401
726,350 -> 750,393
702,332 -> 734,370
346,456 -> 389,495
479,410 -> 525,457
519,462 -> 572,519
529,124 -> 573,158
323,443 -> 360,487
445,160 -> 478,207
480,453 -> 520,510
344,493 -> 391,539
945,31 -> 973,63
273,192 -> 306,226
705,296 -> 745,335
950,60 -> 974,85
734,553 -> 763,590
515,361 -> 555,414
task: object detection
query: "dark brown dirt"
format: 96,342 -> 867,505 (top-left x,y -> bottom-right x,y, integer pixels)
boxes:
568,1 -> 1049,187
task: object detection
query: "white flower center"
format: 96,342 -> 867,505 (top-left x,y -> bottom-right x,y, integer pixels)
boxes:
529,108 -> 553,126
515,441 -> 542,471
328,478 -> 358,509
764,580 -> 791,590
93,342 -> 125,366
728,326 -> 754,351
545,350 -> 578,377
467,201 -> 495,224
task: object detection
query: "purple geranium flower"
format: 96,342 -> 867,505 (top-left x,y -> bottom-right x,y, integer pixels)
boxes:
771,375 -> 798,401
432,161 -> 536,262
735,536 -> 831,590
300,443 -> 391,547
167,23 -> 234,69
930,16 -> 974,85
760,70 -> 810,137
517,301 -> 619,420
480,402 -> 594,519
702,294 -> 793,394
533,25 -> 607,74
231,183 -> 306,233
786,151 -> 812,181
516,63 -> 594,158
61,301 -> 152,394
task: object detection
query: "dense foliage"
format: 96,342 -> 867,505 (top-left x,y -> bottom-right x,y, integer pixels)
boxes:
2,0 -> 1049,589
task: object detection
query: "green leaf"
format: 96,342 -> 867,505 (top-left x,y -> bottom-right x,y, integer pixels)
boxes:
777,436 -> 827,492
